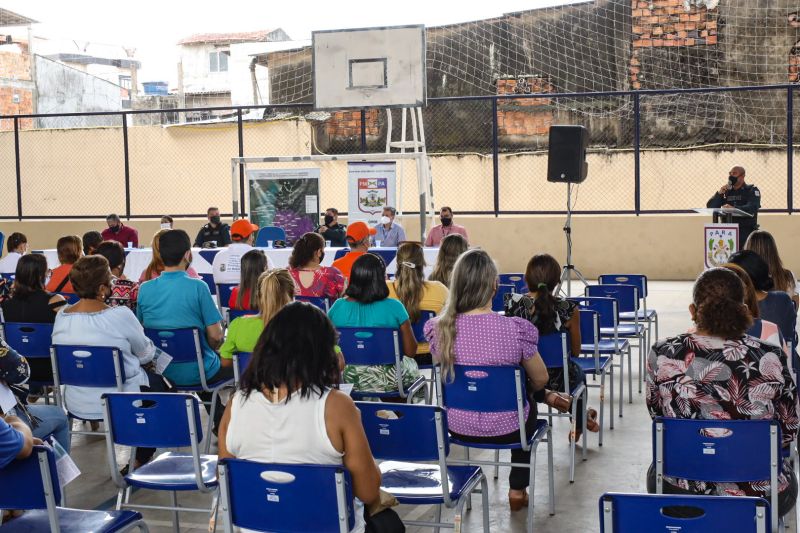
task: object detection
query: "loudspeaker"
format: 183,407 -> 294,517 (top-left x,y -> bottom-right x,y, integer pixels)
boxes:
547,125 -> 589,184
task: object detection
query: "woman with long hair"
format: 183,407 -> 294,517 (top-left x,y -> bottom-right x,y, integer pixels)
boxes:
288,232 -> 345,299
424,248 -> 549,511
140,229 -> 201,282
745,230 -> 798,307
428,233 -> 468,288
229,249 -> 269,310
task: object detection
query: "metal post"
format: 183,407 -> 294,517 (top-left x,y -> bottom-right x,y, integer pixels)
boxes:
788,86 -> 794,213
13,117 -> 22,220
633,92 -> 641,216
237,109 -> 245,217
360,108 -> 367,153
122,113 -> 131,219
491,97 -> 500,217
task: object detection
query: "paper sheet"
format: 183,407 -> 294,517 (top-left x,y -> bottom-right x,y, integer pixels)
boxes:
305,195 -> 318,214
51,438 -> 81,487
0,382 -> 17,414
153,348 -> 173,375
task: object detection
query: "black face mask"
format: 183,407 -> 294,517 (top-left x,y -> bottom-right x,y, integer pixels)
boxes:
319,251 -> 325,263
210,215 -> 221,225
324,214 -> 334,225
728,175 -> 738,186
441,217 -> 452,227
110,224 -> 121,233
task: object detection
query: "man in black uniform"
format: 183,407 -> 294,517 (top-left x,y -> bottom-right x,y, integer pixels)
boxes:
194,206 -> 231,248
315,207 -> 347,247
706,166 -> 760,249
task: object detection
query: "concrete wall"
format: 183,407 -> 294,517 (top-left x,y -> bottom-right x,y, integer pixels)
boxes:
179,43 -> 231,97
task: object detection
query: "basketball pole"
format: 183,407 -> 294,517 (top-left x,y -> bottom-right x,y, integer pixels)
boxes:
557,182 -> 588,297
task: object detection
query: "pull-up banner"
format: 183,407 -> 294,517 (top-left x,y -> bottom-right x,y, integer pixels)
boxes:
347,162 -> 397,226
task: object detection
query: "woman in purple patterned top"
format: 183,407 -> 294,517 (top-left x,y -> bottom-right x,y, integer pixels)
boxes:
424,248 -> 549,512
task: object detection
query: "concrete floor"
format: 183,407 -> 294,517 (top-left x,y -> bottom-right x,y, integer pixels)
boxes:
58,281 -> 794,532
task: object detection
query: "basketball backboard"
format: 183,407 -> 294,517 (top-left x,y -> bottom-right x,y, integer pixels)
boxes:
312,25 -> 427,110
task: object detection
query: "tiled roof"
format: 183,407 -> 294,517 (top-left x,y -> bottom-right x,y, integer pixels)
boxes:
178,30 -> 273,45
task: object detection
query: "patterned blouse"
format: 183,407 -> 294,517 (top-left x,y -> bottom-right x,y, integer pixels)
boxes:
646,333 -> 799,497
109,277 -> 139,313
289,266 -> 345,300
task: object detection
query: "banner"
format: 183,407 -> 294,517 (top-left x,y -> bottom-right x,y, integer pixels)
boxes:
247,168 -> 320,244
347,162 -> 397,226
704,223 -> 739,269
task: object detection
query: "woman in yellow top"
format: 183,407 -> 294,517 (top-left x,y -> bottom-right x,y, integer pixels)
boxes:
387,241 -> 449,363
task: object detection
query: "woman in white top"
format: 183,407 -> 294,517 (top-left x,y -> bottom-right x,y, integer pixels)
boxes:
219,301 -> 402,533
52,255 -> 172,467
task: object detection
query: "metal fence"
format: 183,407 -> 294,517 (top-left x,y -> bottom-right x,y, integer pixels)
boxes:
0,83 -> 796,220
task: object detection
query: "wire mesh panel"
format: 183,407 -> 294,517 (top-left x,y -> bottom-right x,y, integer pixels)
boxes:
0,128 -> 17,217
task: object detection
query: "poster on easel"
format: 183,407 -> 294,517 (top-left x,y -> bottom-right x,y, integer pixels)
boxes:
247,168 -> 320,244
704,223 -> 739,269
347,162 -> 397,226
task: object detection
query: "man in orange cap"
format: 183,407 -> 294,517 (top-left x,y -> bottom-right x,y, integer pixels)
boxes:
331,221 -> 376,280
212,218 -> 261,286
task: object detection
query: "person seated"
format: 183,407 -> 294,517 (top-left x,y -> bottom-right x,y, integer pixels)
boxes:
0,232 -> 27,274
0,415 -> 38,469
101,214 -> 138,248
504,253 -> 599,441
723,263 -> 787,354
53,255 -> 172,466
745,230 -> 798,308
212,219 -> 259,287
95,241 -> 139,312
424,248 -> 549,512
220,269 -> 295,365
45,235 -> 82,294
136,230 -> 233,433
1,254 -> 66,384
646,267 -> 798,517
0,342 -> 70,452
373,207 -> 406,247
194,207 -> 231,249
288,232 -> 345,300
160,215 -> 174,230
331,222 -> 375,280
229,250 -> 269,310
428,233 -> 468,288
387,241 -> 447,363
218,302 -> 403,532
81,230 -> 103,256
329,253 -> 421,394
140,229 -> 201,282
316,207 -> 347,247
424,206 -> 469,247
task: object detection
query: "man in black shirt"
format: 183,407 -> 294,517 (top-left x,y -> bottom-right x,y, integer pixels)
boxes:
315,207 -> 347,247
194,207 -> 231,248
706,166 -> 761,249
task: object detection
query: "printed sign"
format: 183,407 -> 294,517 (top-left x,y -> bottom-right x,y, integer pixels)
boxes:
347,162 -> 397,226
248,168 -> 320,244
704,224 -> 739,269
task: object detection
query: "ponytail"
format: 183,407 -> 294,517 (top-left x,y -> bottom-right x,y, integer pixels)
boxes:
532,282 -> 559,334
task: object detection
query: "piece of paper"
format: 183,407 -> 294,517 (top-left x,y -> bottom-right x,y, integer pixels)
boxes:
305,195 -> 318,214
337,383 -> 354,396
0,382 -> 17,414
152,348 -> 173,375
50,438 -> 81,487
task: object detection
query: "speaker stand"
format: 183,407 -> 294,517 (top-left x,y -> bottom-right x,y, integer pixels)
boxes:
557,182 -> 588,297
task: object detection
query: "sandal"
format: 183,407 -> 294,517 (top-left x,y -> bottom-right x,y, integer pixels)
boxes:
508,490 -> 529,511
569,409 -> 600,443
544,390 -> 573,413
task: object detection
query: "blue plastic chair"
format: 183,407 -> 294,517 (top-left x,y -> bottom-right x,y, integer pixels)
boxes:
441,364 -> 554,531
216,283 -> 237,311
653,417 -> 782,532
218,460 -> 355,533
295,295 -> 332,312
410,310 -> 438,402
598,273 -> 659,342
337,327 -> 427,402
573,309 -> 614,442
599,493 -> 770,533
538,332 -> 587,482
226,308 -> 256,325
492,283 -> 516,313
0,322 -> 54,389
0,445 -> 148,532
499,273 -> 527,294
102,392 -> 218,532
199,273 -> 217,296
255,226 -> 287,247
144,327 -> 234,452
232,351 -> 252,387
0,272 -> 13,285
357,401 -> 489,532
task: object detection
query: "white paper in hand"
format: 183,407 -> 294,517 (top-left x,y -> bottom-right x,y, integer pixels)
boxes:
153,348 -> 173,375
0,382 -> 17,414
50,438 -> 81,487
337,383 -> 354,396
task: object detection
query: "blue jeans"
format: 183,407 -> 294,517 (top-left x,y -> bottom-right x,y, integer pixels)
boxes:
26,404 -> 70,453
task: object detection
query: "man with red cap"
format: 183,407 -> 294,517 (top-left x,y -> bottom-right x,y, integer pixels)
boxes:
212,219 -> 261,286
331,221 -> 376,280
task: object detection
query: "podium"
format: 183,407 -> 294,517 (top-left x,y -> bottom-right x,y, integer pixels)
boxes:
692,207 -> 753,224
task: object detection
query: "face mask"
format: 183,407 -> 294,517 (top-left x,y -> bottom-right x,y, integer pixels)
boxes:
110,224 -> 121,233
160,223 -> 171,230
324,214 -> 334,225
728,175 -> 738,186
441,217 -> 452,227
210,215 -> 221,225
380,216 -> 391,225
319,251 -> 325,263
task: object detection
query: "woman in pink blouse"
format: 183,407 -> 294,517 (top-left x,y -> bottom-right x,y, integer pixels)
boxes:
288,232 -> 345,300
424,248 -> 549,512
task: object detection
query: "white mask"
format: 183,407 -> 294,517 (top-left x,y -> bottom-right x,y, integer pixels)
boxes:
160,223 -> 171,230
380,216 -> 391,225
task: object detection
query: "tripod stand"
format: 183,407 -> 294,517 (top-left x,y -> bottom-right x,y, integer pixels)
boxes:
557,182 -> 588,297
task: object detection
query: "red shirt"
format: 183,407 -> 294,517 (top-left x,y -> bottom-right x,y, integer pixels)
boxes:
229,287 -> 255,310
101,224 -> 139,248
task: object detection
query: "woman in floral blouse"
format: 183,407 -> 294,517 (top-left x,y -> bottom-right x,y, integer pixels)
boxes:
646,267 -> 798,516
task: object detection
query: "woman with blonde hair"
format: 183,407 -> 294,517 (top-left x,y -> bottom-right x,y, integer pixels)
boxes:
220,268 -> 295,365
140,229 -> 200,282
428,233 -> 468,288
745,230 -> 798,306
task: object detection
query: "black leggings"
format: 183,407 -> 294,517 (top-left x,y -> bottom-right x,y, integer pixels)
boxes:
365,508 -> 405,533
197,365 -> 236,434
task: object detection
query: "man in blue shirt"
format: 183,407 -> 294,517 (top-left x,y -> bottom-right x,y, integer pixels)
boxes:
0,415 -> 36,469
373,206 -> 406,247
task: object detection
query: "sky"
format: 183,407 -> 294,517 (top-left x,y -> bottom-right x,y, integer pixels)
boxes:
2,0 -> 578,85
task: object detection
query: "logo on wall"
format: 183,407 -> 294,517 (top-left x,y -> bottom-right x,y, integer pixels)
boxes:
358,178 -> 388,214
704,224 -> 739,269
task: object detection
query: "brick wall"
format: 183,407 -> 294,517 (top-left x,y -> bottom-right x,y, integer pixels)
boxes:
496,77 -> 554,138
325,109 -> 380,138
0,50 -> 34,131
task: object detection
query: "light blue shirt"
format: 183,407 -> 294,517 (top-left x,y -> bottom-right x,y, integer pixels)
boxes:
137,271 -> 222,386
373,223 -> 406,247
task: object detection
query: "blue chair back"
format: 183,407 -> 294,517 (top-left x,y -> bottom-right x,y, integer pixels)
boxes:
337,327 -> 400,366
578,309 -> 600,346
217,283 -> 237,308
492,283 -> 516,312
441,365 -> 527,413
569,296 -> 617,329
51,345 -> 126,388
0,445 -> 61,511
599,493 -> 770,533
228,309 -> 257,323
103,392 -> 203,449
598,274 -> 649,298
1,322 -> 53,359
0,232 -> 4,257
499,273 -> 527,294
537,332 -> 570,369
255,226 -> 287,246
219,459 -> 355,533
357,402 -> 449,462
144,328 -> 203,364
0,272 -> 13,284
233,352 -> 252,386
199,273 -> 217,296
586,284 -> 639,314
295,295 -> 331,312
56,292 -> 80,305
411,310 -> 436,343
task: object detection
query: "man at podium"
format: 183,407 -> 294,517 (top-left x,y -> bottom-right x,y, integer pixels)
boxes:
706,165 -> 761,248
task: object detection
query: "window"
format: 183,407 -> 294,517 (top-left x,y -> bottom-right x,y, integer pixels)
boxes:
209,50 -> 229,73
119,75 -> 132,90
